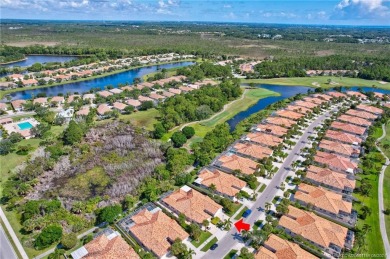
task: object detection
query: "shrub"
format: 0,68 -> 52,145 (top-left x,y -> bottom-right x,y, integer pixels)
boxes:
211,217 -> 220,225
96,205 -> 122,224
35,225 -> 63,250
182,126 -> 195,139
171,131 -> 187,147
61,233 -> 77,250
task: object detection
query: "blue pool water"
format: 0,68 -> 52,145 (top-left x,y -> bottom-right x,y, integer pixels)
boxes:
17,122 -> 33,130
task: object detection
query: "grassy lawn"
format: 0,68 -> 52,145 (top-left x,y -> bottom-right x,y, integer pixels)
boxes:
242,76 -> 390,90
223,249 -> 238,259
162,87 -> 279,144
190,231 -> 212,248
200,237 -> 218,252
96,109 -> 159,131
225,203 -> 243,217
258,184 -> 267,193
234,206 -> 249,220
379,123 -> 390,242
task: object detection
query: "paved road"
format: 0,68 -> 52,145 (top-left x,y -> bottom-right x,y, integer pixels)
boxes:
203,108 -> 334,258
0,207 -> 28,259
376,123 -> 390,257
0,226 -> 17,259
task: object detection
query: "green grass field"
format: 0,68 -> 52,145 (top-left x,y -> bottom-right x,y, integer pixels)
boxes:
224,249 -> 238,259
234,206 -> 249,220
242,76 -> 390,90
97,109 -> 159,131
379,123 -> 390,242
200,237 -> 218,252
190,231 -> 212,248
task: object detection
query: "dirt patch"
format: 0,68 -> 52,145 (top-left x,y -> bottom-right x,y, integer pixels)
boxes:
315,50 -> 335,56
5,41 -> 60,47
378,81 -> 388,85
312,82 -> 321,87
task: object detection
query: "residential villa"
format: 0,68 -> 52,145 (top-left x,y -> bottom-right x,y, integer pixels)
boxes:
22,78 -> 38,86
356,104 -> 383,116
109,88 -> 123,94
0,103 -> 7,111
319,139 -> 360,158
338,115 -> 371,128
76,107 -> 90,116
330,121 -> 366,137
254,123 -> 288,137
162,185 -> 223,224
313,93 -> 332,101
126,99 -> 142,109
138,95 -> 153,103
303,97 -> 326,105
345,91 -> 367,100
256,234 -> 317,259
305,165 -> 356,195
97,104 -> 111,116
345,109 -> 377,121
161,91 -> 175,98
230,141 -> 273,160
112,102 -> 128,113
325,130 -> 362,145
294,183 -> 355,225
373,92 -> 385,100
213,152 -> 259,175
327,91 -> 347,99
149,93 -> 165,102
293,100 -> 318,109
284,105 -> 312,115
195,168 -> 246,198
71,230 -> 139,259
67,94 -> 81,103
97,90 -> 113,98
33,97 -> 48,106
168,88 -> 182,95
50,96 -> 65,105
265,117 -> 296,128
179,86 -> 195,92
244,132 -> 283,148
314,151 -> 358,174
128,208 -> 189,258
275,110 -> 304,120
278,206 -> 353,257
83,94 -> 96,103
11,99 -> 26,111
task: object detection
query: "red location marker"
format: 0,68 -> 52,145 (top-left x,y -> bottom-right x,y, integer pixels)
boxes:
234,218 -> 250,232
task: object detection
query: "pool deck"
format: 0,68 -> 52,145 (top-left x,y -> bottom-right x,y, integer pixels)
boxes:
2,118 -> 39,139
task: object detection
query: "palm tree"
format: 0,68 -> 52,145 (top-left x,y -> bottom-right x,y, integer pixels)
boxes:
265,202 -> 272,211
223,218 -> 232,230
209,184 -> 217,192
362,224 -> 372,235
183,248 -> 196,259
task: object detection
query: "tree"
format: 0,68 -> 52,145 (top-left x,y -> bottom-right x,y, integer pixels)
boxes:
189,223 -> 202,241
238,247 -> 255,259
0,139 -> 14,155
35,225 -> 63,250
124,105 -> 134,114
96,205 -> 122,224
182,126 -> 195,139
8,132 -> 24,143
171,238 -> 188,258
61,233 -> 77,250
202,219 -> 210,230
48,248 -> 65,259
140,101 -> 154,110
171,131 -> 187,147
360,205 -> 372,220
152,122 -> 167,139
63,121 -> 84,145
265,202 -> 272,212
31,123 -> 51,138
362,224 -> 372,235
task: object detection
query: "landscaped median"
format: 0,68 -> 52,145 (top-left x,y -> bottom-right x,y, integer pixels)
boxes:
190,231 -> 212,248
200,237 -> 218,252
234,206 -> 249,220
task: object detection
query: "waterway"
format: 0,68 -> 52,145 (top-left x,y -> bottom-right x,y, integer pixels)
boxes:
1,55 -> 79,67
226,84 -> 390,130
7,61 -> 195,100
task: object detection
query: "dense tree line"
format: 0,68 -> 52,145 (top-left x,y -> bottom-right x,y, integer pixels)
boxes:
177,62 -> 232,81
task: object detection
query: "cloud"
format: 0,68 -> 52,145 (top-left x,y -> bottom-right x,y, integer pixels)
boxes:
223,4 -> 231,8
334,0 -> 390,18
260,11 -> 299,19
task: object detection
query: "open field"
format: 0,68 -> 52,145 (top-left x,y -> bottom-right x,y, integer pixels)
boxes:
242,77 -> 390,90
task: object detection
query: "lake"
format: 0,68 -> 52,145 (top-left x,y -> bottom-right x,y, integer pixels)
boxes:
227,84 -> 390,130
2,55 -> 79,67
7,61 -> 195,100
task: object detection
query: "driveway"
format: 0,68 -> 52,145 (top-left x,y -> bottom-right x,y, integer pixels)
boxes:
0,226 -> 17,259
202,107 -> 335,259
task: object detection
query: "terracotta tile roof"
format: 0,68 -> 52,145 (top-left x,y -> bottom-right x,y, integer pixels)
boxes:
0,118 -> 12,124
109,88 -> 123,94
163,186 -> 222,224
10,74 -> 24,79
97,104 -> 111,115
84,234 -> 139,259
356,104 -> 383,115
325,130 -> 362,145
313,94 -> 332,101
140,82 -> 154,88
256,234 -> 317,259
245,132 -> 283,147
168,88 -> 182,95
385,103 -> 390,109
338,115 -> 371,127
33,97 -> 48,104
345,109 -> 377,120
51,96 -> 65,103
327,92 -> 347,98
161,91 -> 175,97
216,153 -> 258,175
126,99 -> 141,107
0,103 -> 7,110
255,124 -> 288,137
314,151 -> 357,172
303,97 -> 326,105
330,121 -> 366,136
295,183 -> 352,215
198,79 -> 218,86
197,168 -> 246,197
306,165 -> 356,191
279,206 -> 349,248
293,100 -> 318,109
138,95 -> 153,102
346,91 -> 367,99
83,94 -> 96,100
113,102 -> 127,110
275,110 -> 304,120
11,99 -> 26,109
373,92 -> 385,99
179,86 -> 194,92
284,105 -> 312,115
231,142 -> 273,160
129,209 -> 188,257
266,117 -> 296,128
319,139 -> 360,157
97,91 -> 114,98
67,95 -> 80,103
76,107 -> 90,116
121,86 -> 134,91
22,79 -> 38,85
149,93 -> 165,100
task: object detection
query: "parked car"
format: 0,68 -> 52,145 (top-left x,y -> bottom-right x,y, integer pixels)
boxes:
242,209 -> 252,218
210,243 -> 218,250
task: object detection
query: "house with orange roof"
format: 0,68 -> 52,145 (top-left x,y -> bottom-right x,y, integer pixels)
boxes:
373,92 -> 385,100
195,168 -> 246,198
254,123 -> 288,137
314,151 -> 358,174
113,102 -> 127,113
54,74 -> 72,81
128,207 -> 189,258
161,91 -> 175,98
179,86 -> 194,92
97,104 -> 111,116
330,121 -> 366,136
121,86 -> 134,91
230,141 -> 273,160
33,97 -> 48,106
256,234 -> 317,259
327,91 -> 347,99
293,100 -> 318,109
97,90 -> 113,98
303,97 -> 326,105
22,78 -> 38,86
126,99 -> 142,109
325,130 -> 362,145
294,183 -> 355,225
338,114 -> 371,127
0,103 -> 7,111
345,109 -> 377,121
168,88 -> 182,95
11,99 -> 26,112
67,94 -> 81,103
319,139 -> 360,158
275,110 -> 304,121
213,152 -> 258,175
244,132 -> 283,148
346,91 -> 367,100
313,93 -> 332,101
305,165 -> 355,195
76,107 -> 90,116
0,118 -> 12,125
265,117 -> 296,128
278,206 -> 353,257
356,104 -> 383,115
162,185 -> 223,224
149,93 -> 165,102
109,88 -> 123,94
50,96 -> 65,106
83,93 -> 96,103
284,105 -> 312,115
9,74 -> 24,81
138,95 -> 154,103
71,229 -> 138,259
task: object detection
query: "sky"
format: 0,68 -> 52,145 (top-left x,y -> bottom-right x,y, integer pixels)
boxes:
1,0 -> 390,26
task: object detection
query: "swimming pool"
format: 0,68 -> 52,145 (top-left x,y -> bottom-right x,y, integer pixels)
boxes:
17,122 -> 33,130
